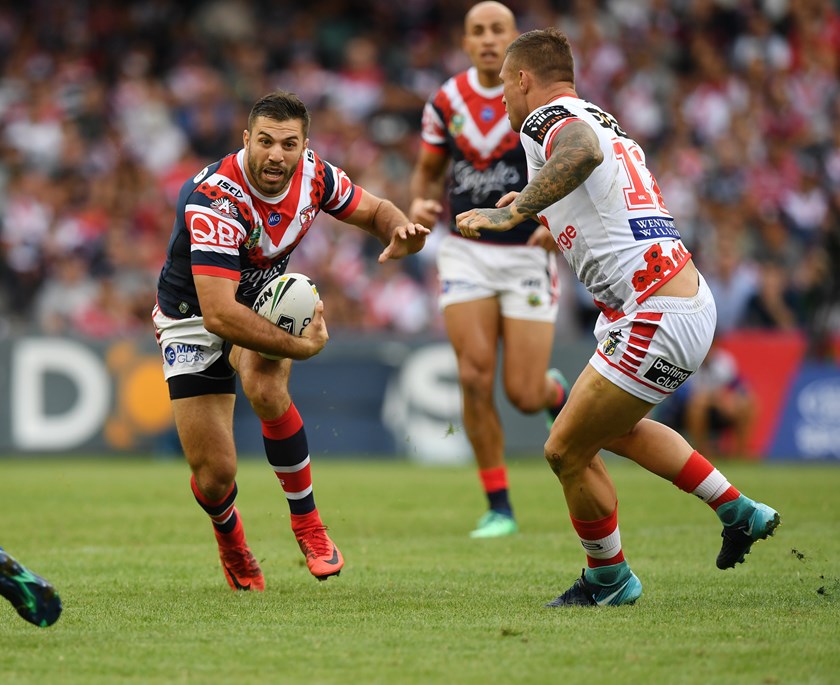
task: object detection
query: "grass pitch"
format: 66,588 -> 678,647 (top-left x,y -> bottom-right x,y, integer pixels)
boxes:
1,456 -> 838,685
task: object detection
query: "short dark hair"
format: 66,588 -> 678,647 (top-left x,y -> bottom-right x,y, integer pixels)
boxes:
248,91 -> 311,138
505,27 -> 575,85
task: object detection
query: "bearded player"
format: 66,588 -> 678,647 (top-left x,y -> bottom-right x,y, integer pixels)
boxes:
154,91 -> 428,590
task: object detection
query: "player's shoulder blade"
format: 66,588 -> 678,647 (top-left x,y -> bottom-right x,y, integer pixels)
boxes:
522,104 -> 575,145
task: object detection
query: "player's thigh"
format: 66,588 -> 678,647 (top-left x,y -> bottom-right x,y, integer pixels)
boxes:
231,345 -> 293,417
443,298 -> 500,375
500,317 -> 555,398
171,393 -> 237,471
550,364 -> 654,457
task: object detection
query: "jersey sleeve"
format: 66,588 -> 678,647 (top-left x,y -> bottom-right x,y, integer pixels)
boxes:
186,182 -> 249,281
419,93 -> 448,155
320,159 -> 362,219
520,103 -> 581,161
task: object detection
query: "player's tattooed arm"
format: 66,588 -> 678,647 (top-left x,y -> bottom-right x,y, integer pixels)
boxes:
456,120 -> 603,237
513,120 -> 603,219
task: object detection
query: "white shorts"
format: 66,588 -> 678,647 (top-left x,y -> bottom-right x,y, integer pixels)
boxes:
589,274 -> 717,404
436,234 -> 560,322
152,305 -> 226,380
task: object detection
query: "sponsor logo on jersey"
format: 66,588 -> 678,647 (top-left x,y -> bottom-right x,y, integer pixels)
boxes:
603,330 -> 622,357
164,343 -> 205,366
449,113 -> 465,137
267,212 -> 282,226
452,160 -> 522,204
215,178 -> 244,199
193,166 -> 210,184
522,105 -> 574,144
480,106 -> 494,122
643,357 -> 691,390
211,197 -> 239,218
188,213 -> 239,247
629,216 -> 680,241
527,293 -> 543,307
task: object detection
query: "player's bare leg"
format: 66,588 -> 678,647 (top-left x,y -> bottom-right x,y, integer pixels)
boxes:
544,365 -> 779,607
173,394 -> 264,591
500,317 -> 558,413
444,298 -> 517,537
234,348 -> 343,580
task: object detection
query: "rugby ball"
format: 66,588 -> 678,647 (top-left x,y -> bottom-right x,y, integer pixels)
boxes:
253,273 -> 319,358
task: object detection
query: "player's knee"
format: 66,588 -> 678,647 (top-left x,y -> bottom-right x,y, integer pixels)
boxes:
244,380 -> 289,418
544,438 -> 574,479
458,363 -> 494,398
193,463 -> 236,500
506,385 -> 543,414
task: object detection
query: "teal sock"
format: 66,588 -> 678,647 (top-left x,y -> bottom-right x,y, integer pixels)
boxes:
716,495 -> 755,527
585,561 -> 630,587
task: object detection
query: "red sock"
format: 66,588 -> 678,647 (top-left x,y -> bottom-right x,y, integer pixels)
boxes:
570,505 -> 625,568
190,475 -> 241,536
672,451 -> 740,510
478,466 -> 512,512
479,466 -> 508,493
262,404 -> 316,516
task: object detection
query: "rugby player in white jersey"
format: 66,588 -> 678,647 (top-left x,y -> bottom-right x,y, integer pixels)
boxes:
409,1 -> 569,539
456,28 -> 780,606
154,91 -> 428,591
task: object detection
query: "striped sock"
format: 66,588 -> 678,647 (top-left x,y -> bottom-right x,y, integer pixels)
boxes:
479,466 -> 512,515
571,505 -> 625,568
262,403 -> 316,517
672,451 -> 740,521
190,475 -> 240,536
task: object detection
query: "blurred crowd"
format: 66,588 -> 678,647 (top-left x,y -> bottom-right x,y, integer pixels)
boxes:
0,0 -> 838,354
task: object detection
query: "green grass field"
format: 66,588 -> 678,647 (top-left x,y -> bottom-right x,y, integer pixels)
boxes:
1,456 -> 838,685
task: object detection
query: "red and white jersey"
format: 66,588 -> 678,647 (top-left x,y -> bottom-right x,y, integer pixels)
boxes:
157,146 -> 359,319
519,95 -> 691,320
420,67 -> 539,245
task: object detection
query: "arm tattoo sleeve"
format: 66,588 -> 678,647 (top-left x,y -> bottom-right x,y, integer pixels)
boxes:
514,121 -> 604,219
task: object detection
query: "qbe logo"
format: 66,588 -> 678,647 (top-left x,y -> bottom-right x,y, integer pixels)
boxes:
164,344 -> 205,366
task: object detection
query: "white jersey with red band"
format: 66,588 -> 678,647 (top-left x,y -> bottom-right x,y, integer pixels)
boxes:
518,95 -> 691,321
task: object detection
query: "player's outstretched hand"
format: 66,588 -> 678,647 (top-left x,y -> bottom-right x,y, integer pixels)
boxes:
378,223 -> 431,262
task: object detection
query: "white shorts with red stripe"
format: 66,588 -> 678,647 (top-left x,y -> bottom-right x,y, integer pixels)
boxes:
589,274 -> 716,404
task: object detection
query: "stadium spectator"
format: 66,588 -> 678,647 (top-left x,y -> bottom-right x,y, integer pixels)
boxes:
703,223 -> 759,334
153,90 -> 428,591
0,546 -> 61,627
34,249 -> 99,335
408,1 -> 568,539
456,27 -> 780,606
0,0 -> 836,346
743,257 -> 803,330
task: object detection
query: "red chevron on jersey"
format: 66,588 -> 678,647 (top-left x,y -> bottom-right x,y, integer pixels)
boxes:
431,70 -> 520,171
156,146 -> 360,319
